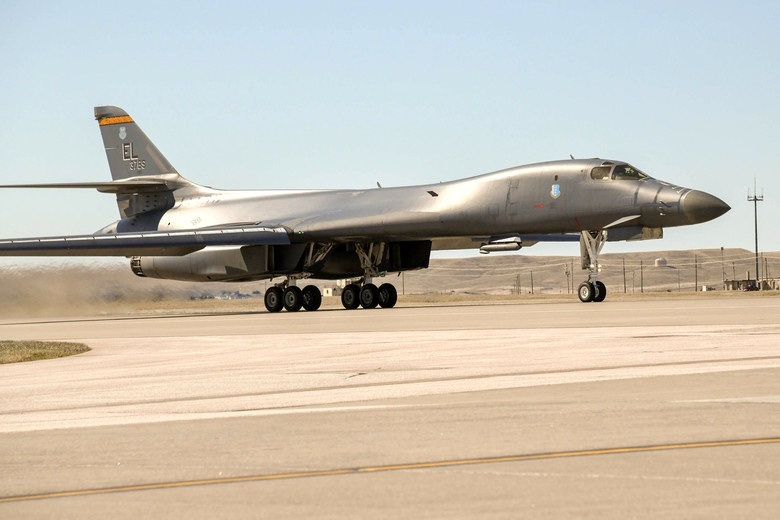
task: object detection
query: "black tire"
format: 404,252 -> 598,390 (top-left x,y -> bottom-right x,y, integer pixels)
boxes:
360,283 -> 379,309
283,286 -> 303,312
378,283 -> 398,308
593,281 -> 607,302
264,286 -> 284,313
578,282 -> 595,303
302,285 -> 322,311
341,284 -> 360,309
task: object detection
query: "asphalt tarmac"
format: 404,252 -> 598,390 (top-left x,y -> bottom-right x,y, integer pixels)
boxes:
1,296 -> 779,518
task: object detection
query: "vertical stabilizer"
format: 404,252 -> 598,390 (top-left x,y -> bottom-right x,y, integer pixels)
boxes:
94,106 -> 178,180
94,106 -> 181,220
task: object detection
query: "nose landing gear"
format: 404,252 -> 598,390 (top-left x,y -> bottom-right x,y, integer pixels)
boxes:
578,230 -> 608,303
577,280 -> 607,303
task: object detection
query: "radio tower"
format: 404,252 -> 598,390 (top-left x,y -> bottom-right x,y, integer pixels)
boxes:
748,180 -> 764,287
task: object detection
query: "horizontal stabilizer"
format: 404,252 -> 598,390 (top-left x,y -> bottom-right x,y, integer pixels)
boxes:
0,173 -> 193,195
0,225 -> 291,257
0,180 -> 170,194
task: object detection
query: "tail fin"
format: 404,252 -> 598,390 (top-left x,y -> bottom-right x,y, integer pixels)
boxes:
94,106 -> 178,181
95,106 -> 182,220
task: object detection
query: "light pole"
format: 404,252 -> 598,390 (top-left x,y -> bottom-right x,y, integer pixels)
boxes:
748,181 -> 763,287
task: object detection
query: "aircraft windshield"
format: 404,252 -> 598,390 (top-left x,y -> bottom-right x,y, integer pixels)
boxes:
590,166 -> 611,180
612,164 -> 649,181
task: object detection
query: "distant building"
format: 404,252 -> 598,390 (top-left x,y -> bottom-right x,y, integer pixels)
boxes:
725,278 -> 780,291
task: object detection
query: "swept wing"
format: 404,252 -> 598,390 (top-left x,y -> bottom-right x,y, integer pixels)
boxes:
0,225 -> 290,256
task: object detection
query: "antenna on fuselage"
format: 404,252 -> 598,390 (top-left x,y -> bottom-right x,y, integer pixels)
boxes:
569,154 -> 575,160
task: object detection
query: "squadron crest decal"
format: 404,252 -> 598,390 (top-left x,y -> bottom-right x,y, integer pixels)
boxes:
118,126 -> 127,140
550,183 -> 561,199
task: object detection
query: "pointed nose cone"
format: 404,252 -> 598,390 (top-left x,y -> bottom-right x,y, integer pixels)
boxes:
681,190 -> 730,224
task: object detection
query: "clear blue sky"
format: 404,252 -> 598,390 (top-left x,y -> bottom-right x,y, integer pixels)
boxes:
1,0 -> 778,262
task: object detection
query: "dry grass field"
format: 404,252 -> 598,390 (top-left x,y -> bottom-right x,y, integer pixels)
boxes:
0,341 -> 90,364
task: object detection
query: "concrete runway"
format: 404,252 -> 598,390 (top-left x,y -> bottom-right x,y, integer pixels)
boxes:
1,296 -> 779,518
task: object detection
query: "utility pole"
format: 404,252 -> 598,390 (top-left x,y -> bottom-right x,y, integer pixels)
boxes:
622,258 -> 627,293
570,260 -> 574,293
748,180 -> 764,288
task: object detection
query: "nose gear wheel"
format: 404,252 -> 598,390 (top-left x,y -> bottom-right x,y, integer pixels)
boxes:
578,230 -> 608,303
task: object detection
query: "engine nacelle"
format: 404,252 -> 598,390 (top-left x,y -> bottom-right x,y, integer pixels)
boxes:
130,245 -> 303,282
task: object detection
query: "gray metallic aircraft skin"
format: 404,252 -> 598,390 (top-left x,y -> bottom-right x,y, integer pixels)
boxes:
0,106 -> 730,306
151,161 -> 719,242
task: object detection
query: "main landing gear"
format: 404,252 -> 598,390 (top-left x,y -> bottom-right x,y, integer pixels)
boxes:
338,242 -> 398,310
264,284 -> 323,313
340,282 -> 398,310
264,243 -> 400,313
577,230 -> 608,303
263,281 -> 399,313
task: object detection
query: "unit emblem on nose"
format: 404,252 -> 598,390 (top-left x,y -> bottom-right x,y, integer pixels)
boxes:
550,184 -> 561,199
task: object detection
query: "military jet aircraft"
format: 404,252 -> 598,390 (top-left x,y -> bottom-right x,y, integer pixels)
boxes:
0,106 -> 729,311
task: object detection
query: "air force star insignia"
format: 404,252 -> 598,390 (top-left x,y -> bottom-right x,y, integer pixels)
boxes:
550,183 -> 561,199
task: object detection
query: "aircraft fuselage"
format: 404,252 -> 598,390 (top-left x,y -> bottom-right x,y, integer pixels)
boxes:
143,158 -> 722,247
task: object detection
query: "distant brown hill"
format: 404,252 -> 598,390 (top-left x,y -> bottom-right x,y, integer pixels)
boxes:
404,248 -> 778,296
0,248 -> 776,316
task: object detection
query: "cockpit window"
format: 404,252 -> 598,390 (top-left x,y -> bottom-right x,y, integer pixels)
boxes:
590,166 -> 611,180
612,164 -> 648,181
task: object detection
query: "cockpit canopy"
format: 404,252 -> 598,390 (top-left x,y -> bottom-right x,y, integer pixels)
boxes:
590,162 -> 650,181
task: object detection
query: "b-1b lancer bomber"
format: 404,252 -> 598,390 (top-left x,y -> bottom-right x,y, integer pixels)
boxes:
0,106 -> 729,311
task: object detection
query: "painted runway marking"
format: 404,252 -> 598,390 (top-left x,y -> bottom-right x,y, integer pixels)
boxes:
2,437 -> 778,504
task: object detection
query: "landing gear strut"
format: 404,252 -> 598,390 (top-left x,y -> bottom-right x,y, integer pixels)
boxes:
578,230 -> 608,303
264,242 -> 402,313
338,243 -> 399,310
